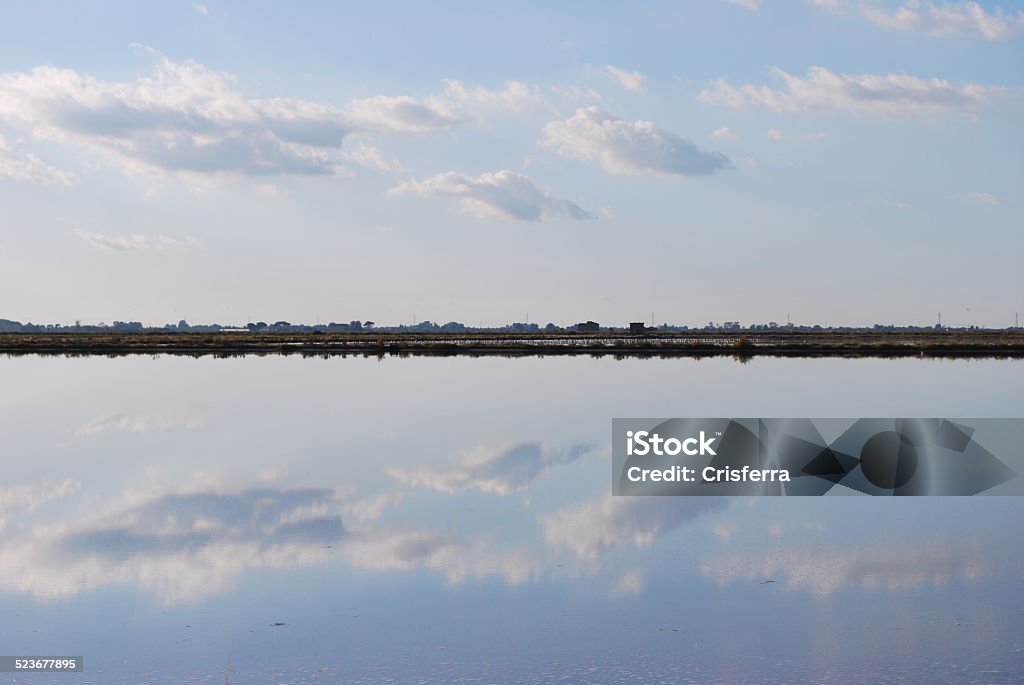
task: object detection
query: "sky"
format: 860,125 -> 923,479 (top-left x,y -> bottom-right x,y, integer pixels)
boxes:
0,0 -> 1021,328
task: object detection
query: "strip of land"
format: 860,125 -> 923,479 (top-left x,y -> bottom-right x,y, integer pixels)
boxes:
2,331 -> 1023,359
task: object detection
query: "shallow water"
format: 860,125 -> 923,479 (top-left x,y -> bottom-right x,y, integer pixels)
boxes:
2,356 -> 1022,683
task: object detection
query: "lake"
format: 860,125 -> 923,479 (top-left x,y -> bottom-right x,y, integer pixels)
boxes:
2,355 -> 1022,683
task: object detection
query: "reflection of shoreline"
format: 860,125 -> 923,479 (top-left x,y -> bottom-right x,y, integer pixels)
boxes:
3,331 -> 1024,359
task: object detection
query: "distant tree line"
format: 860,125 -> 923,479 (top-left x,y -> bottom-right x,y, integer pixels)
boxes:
1,317 -> 1017,334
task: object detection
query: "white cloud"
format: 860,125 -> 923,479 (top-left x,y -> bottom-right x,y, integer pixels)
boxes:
767,128 -> 826,142
0,487 -> 349,603
700,542 -> 987,596
257,183 -> 285,198
0,134 -> 77,185
341,492 -> 406,524
0,484 -> 541,604
601,65 -> 647,94
0,54 -> 545,180
541,496 -> 728,561
342,79 -> 546,135
388,170 -> 595,221
341,141 -> 405,173
440,78 -> 549,112
389,443 -> 590,495
713,522 -> 738,539
74,230 -> 206,252
548,84 -> 605,106
712,126 -> 740,140
699,66 -> 994,117
540,107 -> 732,176
724,0 -> 761,10
611,570 -> 645,596
815,1 -> 1024,41
192,2 -> 209,15
957,190 -> 1000,205
0,58 -> 351,176
74,414 -> 205,436
341,529 -> 539,586
343,94 -> 466,135
0,479 -> 78,531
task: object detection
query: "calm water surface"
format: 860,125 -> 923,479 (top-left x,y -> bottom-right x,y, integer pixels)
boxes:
2,356 -> 1022,684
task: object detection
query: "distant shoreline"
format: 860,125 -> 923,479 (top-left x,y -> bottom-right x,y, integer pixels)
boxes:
2,331 -> 1023,359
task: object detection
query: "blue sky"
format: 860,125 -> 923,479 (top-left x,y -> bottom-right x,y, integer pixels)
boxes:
0,1 -> 1021,327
